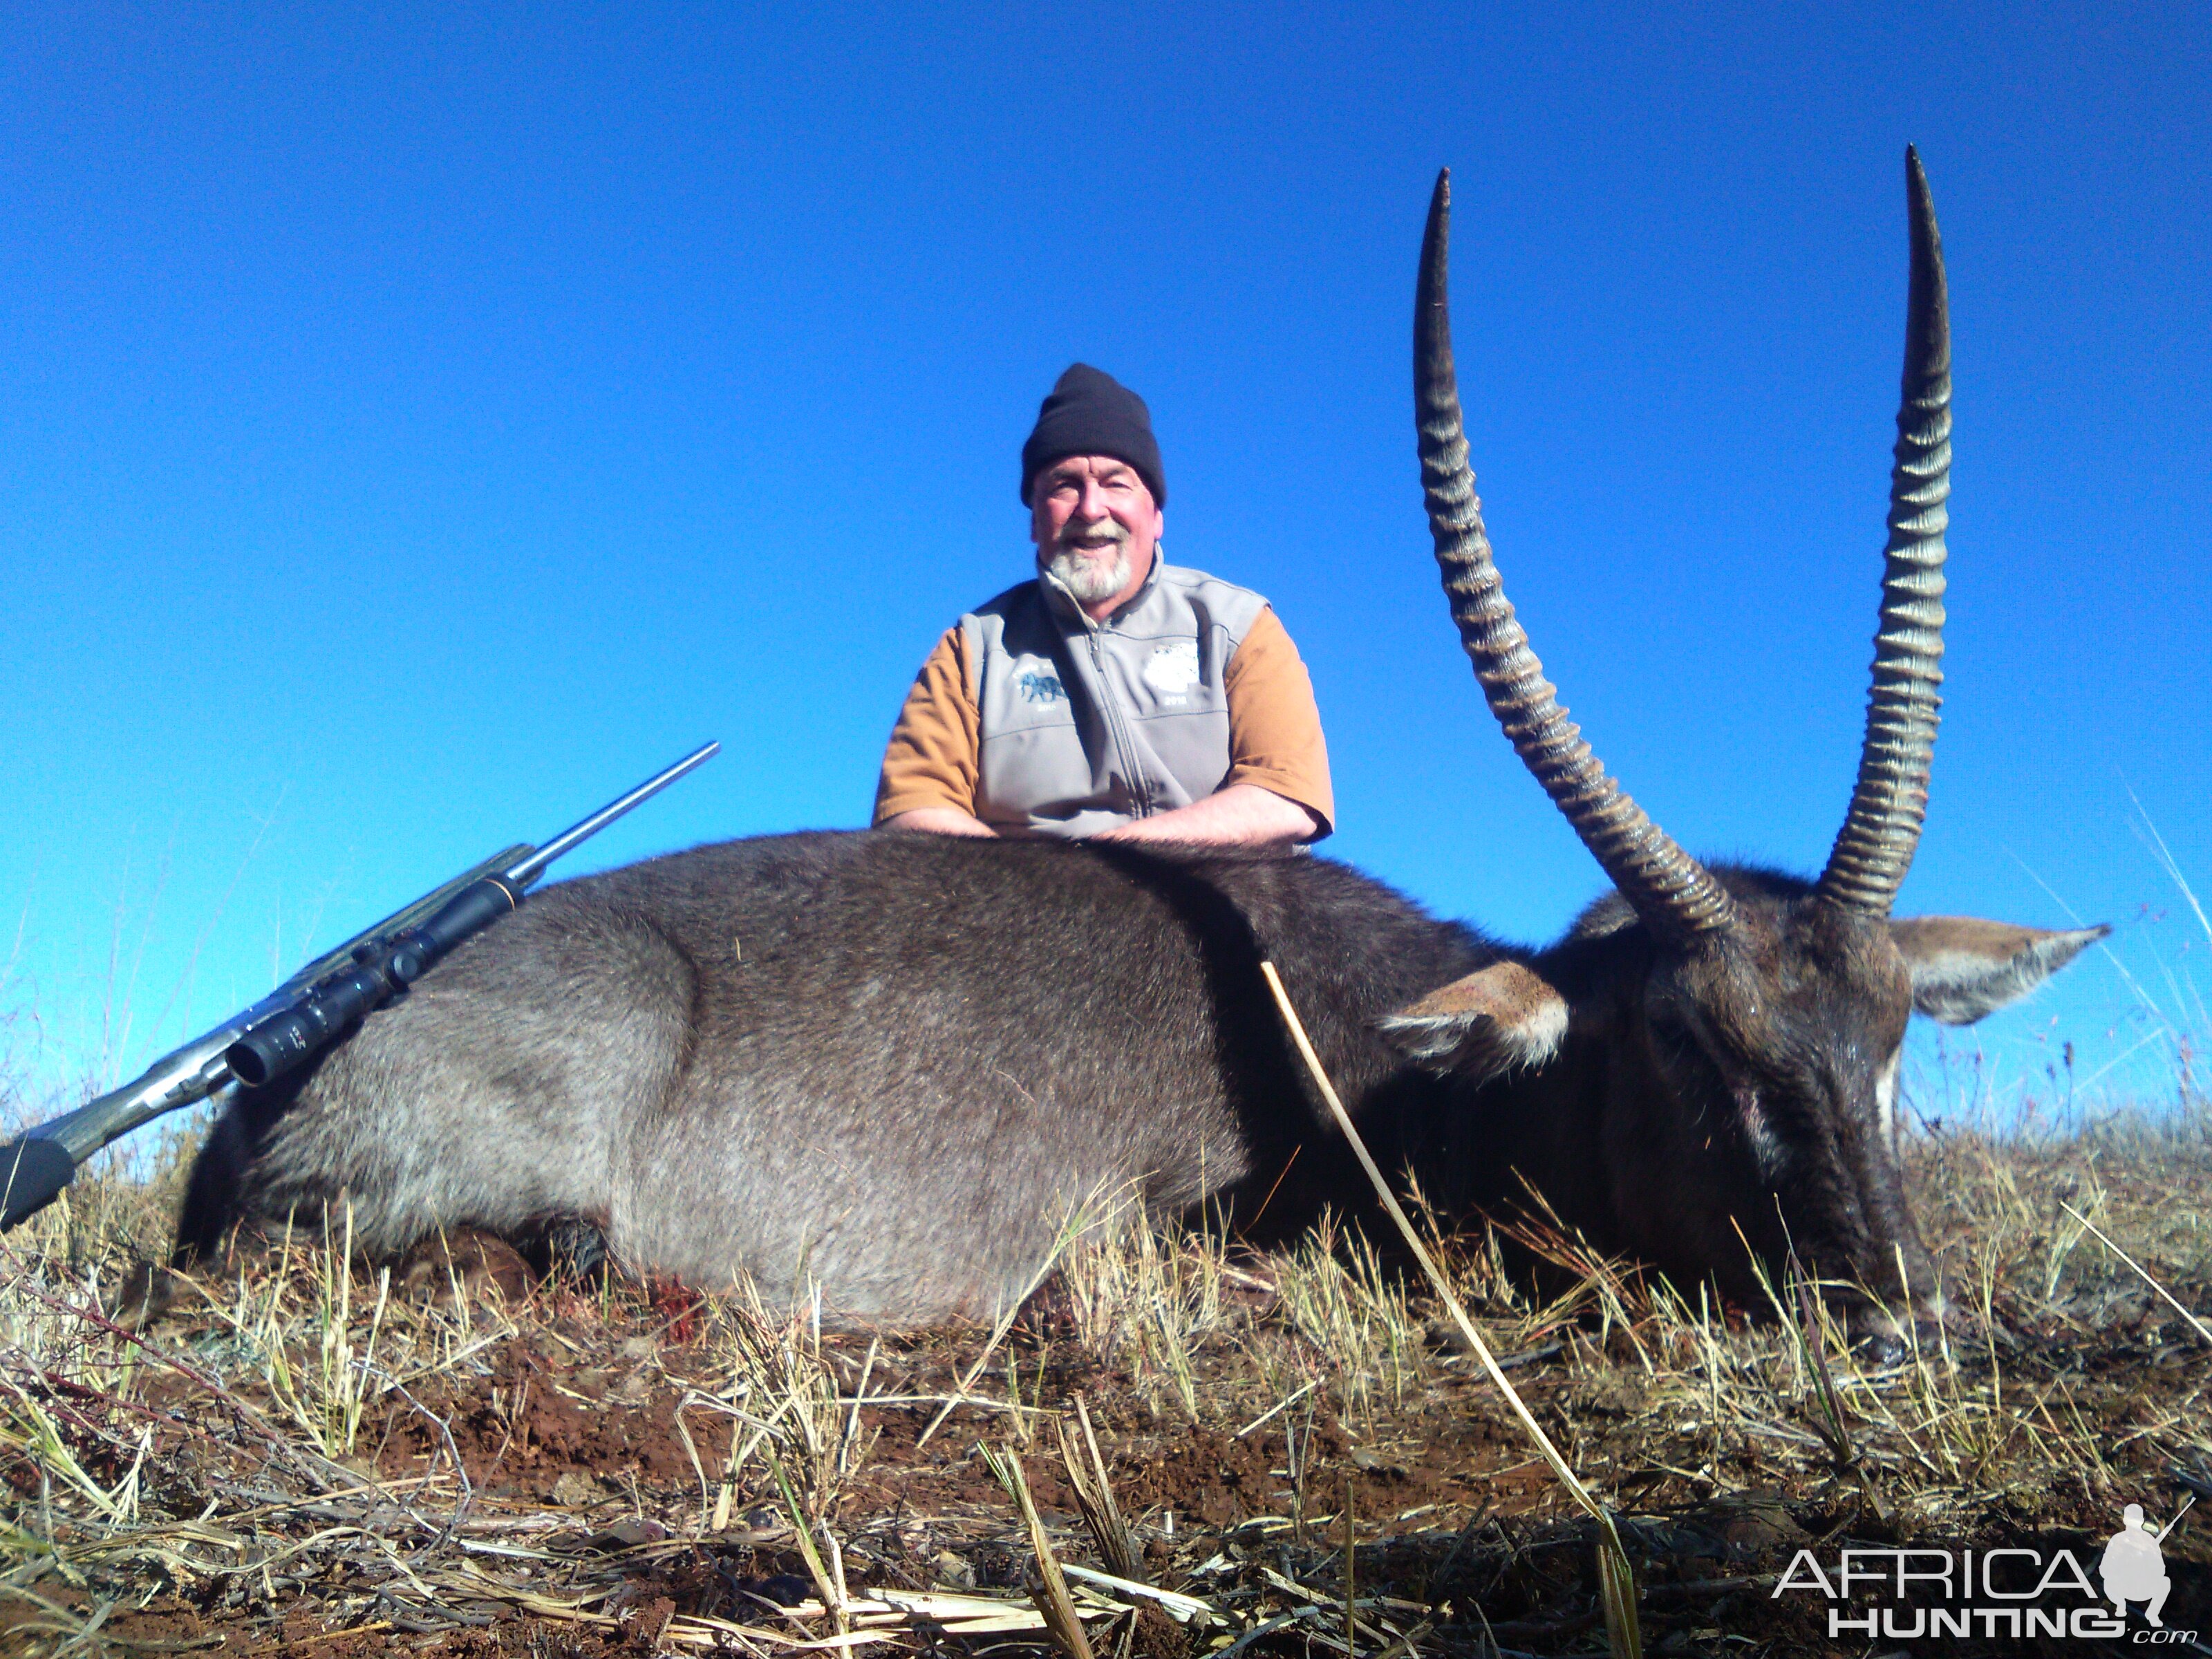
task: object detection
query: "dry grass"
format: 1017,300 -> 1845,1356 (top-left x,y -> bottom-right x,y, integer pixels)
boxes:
0,1100 -> 2207,1657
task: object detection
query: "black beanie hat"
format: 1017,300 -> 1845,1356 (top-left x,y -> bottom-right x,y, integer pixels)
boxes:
1020,364 -> 1166,507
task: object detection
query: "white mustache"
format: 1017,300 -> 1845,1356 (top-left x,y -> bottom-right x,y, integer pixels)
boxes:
1054,521 -> 1130,553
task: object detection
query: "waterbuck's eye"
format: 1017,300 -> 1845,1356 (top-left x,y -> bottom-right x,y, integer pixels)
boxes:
1649,988 -> 1721,1061
1648,1018 -> 1718,1087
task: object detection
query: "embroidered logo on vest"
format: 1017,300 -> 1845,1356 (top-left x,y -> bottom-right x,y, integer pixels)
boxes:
1016,668 -> 1068,706
1142,639 -> 1201,695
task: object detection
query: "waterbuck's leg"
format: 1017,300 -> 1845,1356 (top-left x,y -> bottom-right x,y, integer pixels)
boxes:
172,1071 -> 312,1270
173,1109 -> 252,1269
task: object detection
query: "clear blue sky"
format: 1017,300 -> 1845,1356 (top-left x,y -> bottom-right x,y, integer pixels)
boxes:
3,4 -> 2206,1127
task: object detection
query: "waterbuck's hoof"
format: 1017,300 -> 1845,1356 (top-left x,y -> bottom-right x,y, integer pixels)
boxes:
1854,1327 -> 1910,1367
397,1228 -> 534,1309
113,1259 -> 178,1331
1848,1315 -> 1948,1368
531,1215 -> 613,1285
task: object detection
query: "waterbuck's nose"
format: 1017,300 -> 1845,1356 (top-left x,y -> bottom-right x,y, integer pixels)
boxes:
1846,1296 -> 1956,1367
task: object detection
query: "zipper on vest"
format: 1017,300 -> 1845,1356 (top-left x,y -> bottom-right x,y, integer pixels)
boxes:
1087,630 -> 1152,818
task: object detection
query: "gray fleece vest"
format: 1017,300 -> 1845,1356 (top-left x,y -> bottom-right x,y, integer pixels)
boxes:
963,561 -> 1270,838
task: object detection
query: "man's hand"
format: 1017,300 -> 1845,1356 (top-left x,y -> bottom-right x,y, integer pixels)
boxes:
1095,784 -> 1320,848
881,807 -> 999,838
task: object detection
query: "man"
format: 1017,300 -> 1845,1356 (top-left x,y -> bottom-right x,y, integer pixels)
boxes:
874,364 -> 1333,845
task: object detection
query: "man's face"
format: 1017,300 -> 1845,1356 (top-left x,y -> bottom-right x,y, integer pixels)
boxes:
1031,455 -> 1163,614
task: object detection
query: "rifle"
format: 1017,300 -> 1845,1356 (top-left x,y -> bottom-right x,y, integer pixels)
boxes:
0,742 -> 720,1231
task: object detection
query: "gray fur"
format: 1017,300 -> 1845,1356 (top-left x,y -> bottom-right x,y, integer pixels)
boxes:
181,838 -> 2090,1325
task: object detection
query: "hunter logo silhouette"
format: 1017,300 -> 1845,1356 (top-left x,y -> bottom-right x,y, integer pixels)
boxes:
2101,1504 -> 2172,1626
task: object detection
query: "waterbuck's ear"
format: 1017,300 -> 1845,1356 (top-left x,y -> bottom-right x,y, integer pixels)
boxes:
1889,916 -> 2110,1026
1378,961 -> 1569,1081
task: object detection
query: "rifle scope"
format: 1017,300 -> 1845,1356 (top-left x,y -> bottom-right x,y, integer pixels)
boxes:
224,742 -> 718,1091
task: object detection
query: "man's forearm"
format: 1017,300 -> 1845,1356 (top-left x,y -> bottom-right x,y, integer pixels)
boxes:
881,807 -> 999,838
1095,784 -> 1320,847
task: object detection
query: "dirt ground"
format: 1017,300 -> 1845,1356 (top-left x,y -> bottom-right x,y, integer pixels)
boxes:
4,1128 -> 2210,1658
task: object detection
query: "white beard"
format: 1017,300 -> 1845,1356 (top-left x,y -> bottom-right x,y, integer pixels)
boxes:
1040,543 -> 1132,604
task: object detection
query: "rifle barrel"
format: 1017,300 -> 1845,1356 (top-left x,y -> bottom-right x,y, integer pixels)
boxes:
503,741 -> 720,888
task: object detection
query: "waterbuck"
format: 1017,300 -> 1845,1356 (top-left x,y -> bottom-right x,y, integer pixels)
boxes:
174,152 -> 2101,1335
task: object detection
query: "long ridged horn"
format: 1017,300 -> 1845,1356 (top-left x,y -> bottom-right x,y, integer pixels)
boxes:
1817,147 -> 1950,915
1416,169 -> 1734,944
